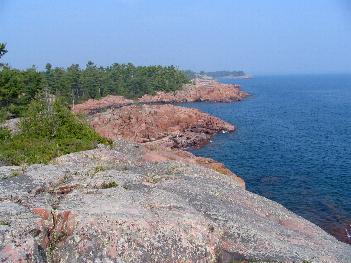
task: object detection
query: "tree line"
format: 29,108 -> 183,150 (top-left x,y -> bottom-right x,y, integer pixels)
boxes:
0,46 -> 189,118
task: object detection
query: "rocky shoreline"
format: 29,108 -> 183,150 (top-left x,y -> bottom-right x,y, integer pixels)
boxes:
72,78 -> 249,115
1,79 -> 351,262
88,104 -> 235,149
73,78 -> 248,183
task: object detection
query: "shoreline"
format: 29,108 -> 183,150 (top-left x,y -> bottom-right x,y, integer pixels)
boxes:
73,78 -> 249,151
1,78 -> 248,185
75,77 -> 351,245
185,79 -> 351,245
72,78 -> 249,115
1,79 -> 351,262
72,78 -> 249,185
2,77 -> 349,245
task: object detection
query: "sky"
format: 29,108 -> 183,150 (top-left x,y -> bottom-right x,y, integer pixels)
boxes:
0,0 -> 350,74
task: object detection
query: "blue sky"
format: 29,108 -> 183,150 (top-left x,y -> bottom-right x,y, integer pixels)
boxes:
1,0 -> 350,74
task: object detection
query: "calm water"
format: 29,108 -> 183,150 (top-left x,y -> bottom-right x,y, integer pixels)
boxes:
187,75 -> 351,244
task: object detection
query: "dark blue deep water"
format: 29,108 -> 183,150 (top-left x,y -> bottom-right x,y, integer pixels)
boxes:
187,75 -> 351,243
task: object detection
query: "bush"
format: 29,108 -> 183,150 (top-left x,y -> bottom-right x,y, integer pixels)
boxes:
0,97 -> 111,165
0,128 -> 11,140
0,109 -> 8,123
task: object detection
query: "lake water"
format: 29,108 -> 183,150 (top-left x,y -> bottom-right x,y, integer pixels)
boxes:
187,75 -> 351,244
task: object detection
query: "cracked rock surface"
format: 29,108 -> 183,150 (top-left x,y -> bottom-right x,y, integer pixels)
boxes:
0,140 -> 350,263
88,104 -> 235,149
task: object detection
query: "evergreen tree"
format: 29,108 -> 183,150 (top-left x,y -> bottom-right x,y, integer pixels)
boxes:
0,43 -> 7,59
0,61 -> 190,118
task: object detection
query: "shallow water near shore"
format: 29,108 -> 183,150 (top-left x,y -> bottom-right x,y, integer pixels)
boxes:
186,74 -> 351,244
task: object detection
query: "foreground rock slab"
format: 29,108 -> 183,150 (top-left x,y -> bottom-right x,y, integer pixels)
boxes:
0,140 -> 350,263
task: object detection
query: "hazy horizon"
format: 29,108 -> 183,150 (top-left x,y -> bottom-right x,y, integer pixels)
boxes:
1,0 -> 351,75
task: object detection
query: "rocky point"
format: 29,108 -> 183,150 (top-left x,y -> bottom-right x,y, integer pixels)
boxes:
138,78 -> 249,104
88,104 -> 234,149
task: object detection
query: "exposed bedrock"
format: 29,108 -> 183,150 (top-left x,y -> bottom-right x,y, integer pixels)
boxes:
88,104 -> 234,149
72,78 -> 249,115
0,141 -> 350,263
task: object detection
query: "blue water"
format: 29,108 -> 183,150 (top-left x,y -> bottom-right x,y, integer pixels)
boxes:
187,75 -> 351,243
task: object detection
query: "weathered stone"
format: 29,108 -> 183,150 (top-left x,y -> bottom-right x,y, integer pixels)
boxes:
72,95 -> 134,115
0,141 -> 350,263
72,78 -> 249,115
139,78 -> 249,104
89,104 -> 234,149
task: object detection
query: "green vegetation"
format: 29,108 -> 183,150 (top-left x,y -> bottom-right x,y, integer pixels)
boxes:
0,43 -> 7,60
101,181 -> 118,189
0,220 -> 10,226
0,66 -> 44,117
0,98 -> 111,165
183,70 -> 197,79
0,60 -> 190,118
0,43 -> 188,164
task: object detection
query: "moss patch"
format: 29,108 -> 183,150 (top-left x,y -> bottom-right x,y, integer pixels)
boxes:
101,181 -> 118,189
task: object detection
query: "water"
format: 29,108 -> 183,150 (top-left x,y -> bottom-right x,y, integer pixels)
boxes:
187,75 -> 351,244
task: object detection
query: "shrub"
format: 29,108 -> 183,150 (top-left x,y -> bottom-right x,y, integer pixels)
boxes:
0,97 -> 111,165
0,128 -> 11,140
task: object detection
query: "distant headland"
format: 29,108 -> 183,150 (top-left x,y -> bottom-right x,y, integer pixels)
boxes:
184,70 -> 253,80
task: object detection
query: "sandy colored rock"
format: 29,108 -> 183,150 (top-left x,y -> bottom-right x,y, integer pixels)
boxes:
0,140 -> 350,263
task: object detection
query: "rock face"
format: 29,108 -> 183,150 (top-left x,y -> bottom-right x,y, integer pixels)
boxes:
0,140 -> 350,263
89,104 -> 235,149
139,78 -> 249,104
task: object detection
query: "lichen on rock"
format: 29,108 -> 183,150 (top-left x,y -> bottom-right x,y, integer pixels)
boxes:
0,140 -> 350,263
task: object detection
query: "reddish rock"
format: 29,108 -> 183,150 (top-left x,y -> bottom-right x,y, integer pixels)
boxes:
72,95 -> 134,114
69,78 -> 247,187
139,78 -> 249,104
89,104 -> 235,149
72,78 -> 249,115
36,209 -> 76,249
33,207 -> 50,220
